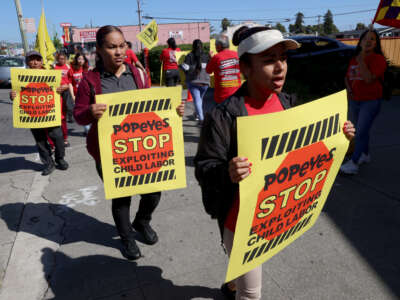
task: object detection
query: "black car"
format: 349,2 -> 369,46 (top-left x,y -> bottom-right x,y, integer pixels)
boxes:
284,36 -> 356,102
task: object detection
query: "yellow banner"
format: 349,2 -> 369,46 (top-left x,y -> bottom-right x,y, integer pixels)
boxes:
35,8 -> 57,69
226,90 -> 349,282
137,20 -> 159,49
11,68 -> 62,128
97,87 -> 186,199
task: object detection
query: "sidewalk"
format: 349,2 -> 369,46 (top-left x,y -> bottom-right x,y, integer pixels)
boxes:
0,93 -> 399,300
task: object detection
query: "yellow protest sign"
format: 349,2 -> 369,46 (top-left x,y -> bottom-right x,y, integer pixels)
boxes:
209,38 -> 238,54
225,90 -> 349,282
11,68 -> 62,128
137,20 -> 159,49
160,51 -> 190,88
97,87 -> 186,199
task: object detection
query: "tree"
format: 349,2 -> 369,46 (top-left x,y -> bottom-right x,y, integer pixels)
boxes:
52,32 -> 63,50
274,23 -> 286,33
289,12 -> 305,34
322,10 -> 339,35
221,18 -> 232,32
355,23 -> 366,31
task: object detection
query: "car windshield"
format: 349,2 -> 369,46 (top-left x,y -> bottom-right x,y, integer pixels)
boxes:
0,58 -> 24,67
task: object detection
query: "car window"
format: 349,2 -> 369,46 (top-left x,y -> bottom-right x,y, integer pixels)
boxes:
0,58 -> 24,67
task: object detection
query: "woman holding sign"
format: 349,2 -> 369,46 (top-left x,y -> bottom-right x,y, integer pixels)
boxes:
10,51 -> 69,176
340,29 -> 387,175
195,26 -> 355,300
74,25 -> 184,261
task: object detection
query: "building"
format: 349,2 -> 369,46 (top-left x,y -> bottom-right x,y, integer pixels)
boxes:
335,27 -> 400,39
71,22 -> 210,52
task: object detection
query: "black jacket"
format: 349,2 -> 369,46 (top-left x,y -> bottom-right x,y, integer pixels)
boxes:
194,83 -> 296,238
181,52 -> 210,85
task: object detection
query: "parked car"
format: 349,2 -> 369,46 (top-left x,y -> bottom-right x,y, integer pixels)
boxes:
284,36 -> 356,102
0,56 -> 26,87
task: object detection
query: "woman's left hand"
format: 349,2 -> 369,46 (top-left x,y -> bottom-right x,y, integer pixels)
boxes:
56,85 -> 68,94
343,121 -> 355,141
176,101 -> 185,117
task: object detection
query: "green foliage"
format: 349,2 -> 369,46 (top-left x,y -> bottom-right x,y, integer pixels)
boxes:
274,23 -> 287,33
221,18 -> 232,31
322,10 -> 339,35
138,42 -> 210,84
290,12 -> 305,34
355,23 -> 366,31
52,32 -> 63,50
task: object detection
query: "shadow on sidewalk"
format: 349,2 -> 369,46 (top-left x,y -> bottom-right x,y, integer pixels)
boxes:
41,248 -> 223,300
0,157 -> 42,173
0,144 -> 37,155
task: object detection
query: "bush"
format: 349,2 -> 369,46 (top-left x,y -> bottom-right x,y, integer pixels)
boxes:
137,42 -> 210,84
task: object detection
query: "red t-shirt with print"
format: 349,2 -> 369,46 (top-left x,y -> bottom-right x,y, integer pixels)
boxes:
224,93 -> 284,232
206,49 -> 241,103
346,53 -> 387,101
54,64 -> 70,85
67,67 -> 84,95
160,47 -> 181,70
124,49 -> 139,65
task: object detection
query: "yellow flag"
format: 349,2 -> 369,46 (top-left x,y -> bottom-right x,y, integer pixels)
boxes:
136,20 -> 159,49
35,8 -> 57,69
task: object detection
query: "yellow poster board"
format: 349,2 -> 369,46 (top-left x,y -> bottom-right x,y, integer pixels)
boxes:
226,90 -> 349,282
11,68 -> 62,128
97,87 -> 186,199
137,20 -> 159,49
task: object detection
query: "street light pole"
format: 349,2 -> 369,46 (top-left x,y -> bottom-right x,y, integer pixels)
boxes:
14,0 -> 29,54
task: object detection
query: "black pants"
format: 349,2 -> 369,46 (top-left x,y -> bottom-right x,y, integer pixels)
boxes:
31,127 -> 65,166
165,69 -> 180,87
96,163 -> 161,240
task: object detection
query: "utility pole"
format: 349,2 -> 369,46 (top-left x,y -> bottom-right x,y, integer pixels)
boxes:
14,0 -> 29,54
136,0 -> 143,51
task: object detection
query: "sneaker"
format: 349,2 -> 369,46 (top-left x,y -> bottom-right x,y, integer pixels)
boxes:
55,159 -> 69,170
340,159 -> 358,175
132,220 -> 158,245
358,153 -> 371,165
41,162 -> 55,176
121,238 -> 141,260
221,283 -> 236,300
64,141 -> 70,147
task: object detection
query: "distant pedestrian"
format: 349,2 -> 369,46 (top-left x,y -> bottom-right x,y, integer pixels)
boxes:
68,53 -> 89,135
54,51 -> 71,146
340,29 -> 387,175
195,26 -> 355,300
9,51 -> 69,176
74,25 -> 185,261
181,39 -> 210,123
125,41 -> 145,72
206,34 -> 241,110
160,37 -> 181,86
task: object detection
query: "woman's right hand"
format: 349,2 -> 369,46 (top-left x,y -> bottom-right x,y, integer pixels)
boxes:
9,90 -> 16,101
90,103 -> 107,119
228,157 -> 252,183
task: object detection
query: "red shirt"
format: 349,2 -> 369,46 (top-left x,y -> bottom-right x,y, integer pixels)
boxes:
54,64 -> 70,85
160,47 -> 181,70
124,49 -> 139,65
206,49 -> 241,103
346,53 -> 387,101
224,94 -> 284,232
68,67 -> 84,95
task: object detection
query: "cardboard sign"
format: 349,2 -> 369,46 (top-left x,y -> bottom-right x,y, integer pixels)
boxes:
225,90 -> 349,282
97,87 -> 186,199
11,68 -> 62,128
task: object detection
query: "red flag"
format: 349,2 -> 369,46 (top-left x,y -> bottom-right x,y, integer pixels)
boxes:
373,0 -> 400,28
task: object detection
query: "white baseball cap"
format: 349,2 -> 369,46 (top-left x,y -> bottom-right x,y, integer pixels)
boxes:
238,29 -> 300,58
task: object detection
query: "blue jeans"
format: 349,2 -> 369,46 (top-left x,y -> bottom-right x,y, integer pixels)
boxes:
349,99 -> 381,163
187,82 -> 208,121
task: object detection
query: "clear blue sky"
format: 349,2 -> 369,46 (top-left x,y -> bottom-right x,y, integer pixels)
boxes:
1,0 -> 382,43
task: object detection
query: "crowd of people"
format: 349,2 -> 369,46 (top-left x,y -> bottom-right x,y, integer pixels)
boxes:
8,24 -> 390,299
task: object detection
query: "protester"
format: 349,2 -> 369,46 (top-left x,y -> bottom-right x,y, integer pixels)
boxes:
340,29 -> 387,175
181,39 -> 210,123
68,52 -> 89,135
125,41 -> 145,72
54,51 -> 71,146
206,34 -> 241,110
195,26 -> 355,300
74,25 -> 185,260
9,51 -> 69,175
160,37 -> 181,86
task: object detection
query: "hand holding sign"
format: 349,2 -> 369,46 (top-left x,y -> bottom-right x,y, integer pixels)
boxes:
90,103 -> 107,119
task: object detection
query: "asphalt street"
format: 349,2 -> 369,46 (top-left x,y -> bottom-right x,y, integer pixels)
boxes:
0,87 -> 399,300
